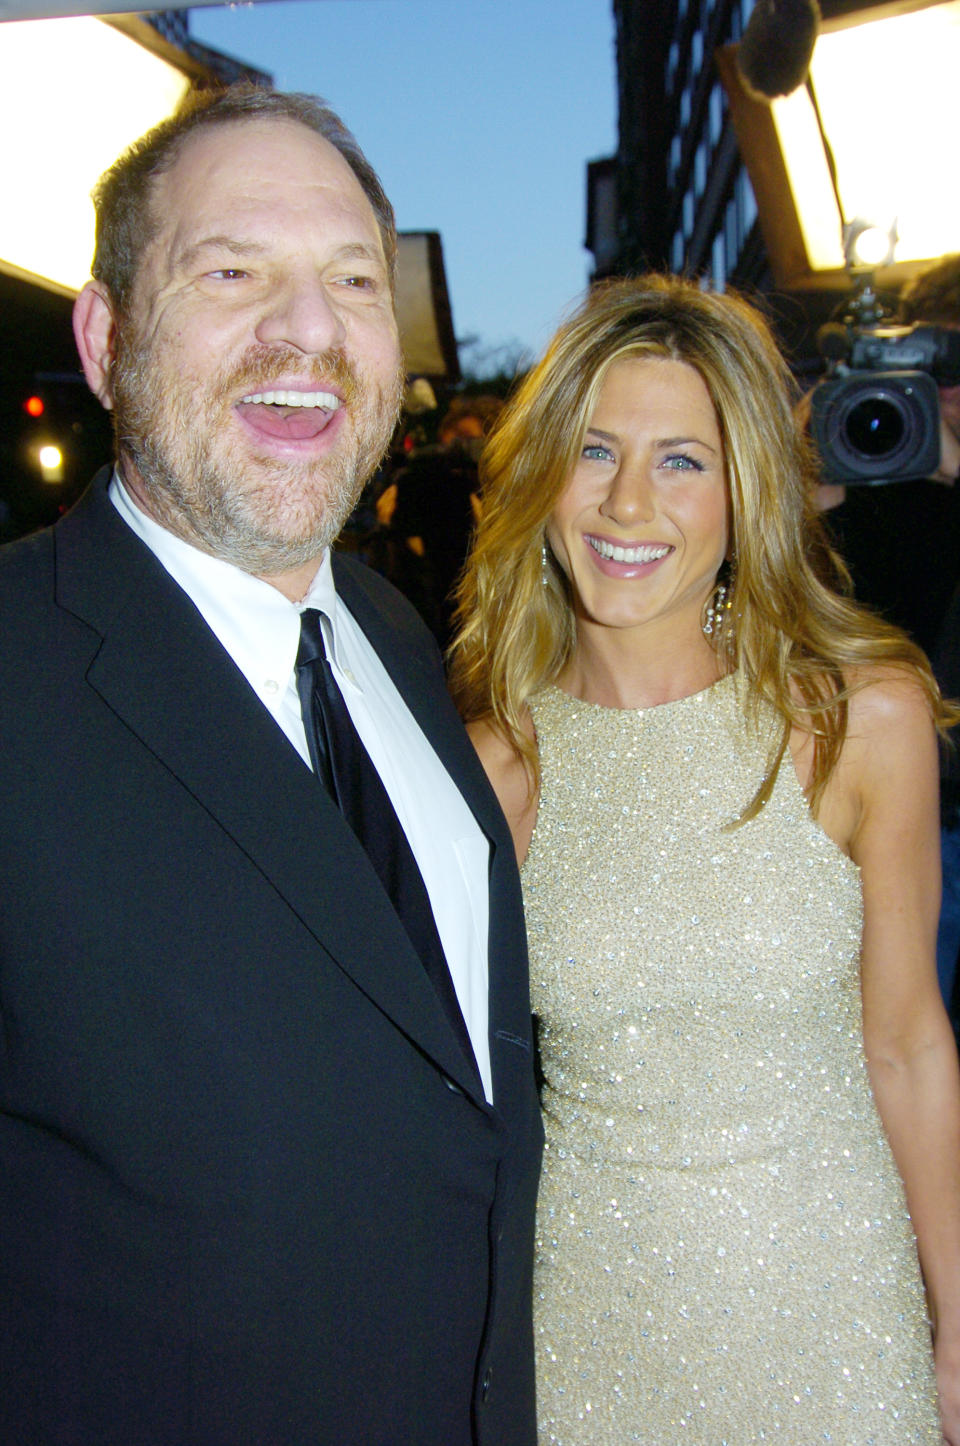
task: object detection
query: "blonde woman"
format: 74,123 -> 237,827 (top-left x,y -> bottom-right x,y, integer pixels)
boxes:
450,274 -> 960,1444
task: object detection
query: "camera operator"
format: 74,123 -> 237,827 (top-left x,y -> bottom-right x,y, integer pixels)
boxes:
901,257 -> 960,1023
817,254 -> 960,1019
816,255 -> 960,656
899,256 -> 960,489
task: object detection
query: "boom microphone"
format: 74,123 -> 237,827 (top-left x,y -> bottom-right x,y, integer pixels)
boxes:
737,0 -> 821,100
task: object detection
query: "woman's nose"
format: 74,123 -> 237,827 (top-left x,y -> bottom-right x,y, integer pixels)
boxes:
599,463 -> 656,525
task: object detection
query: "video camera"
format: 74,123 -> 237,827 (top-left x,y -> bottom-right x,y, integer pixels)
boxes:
809,276 -> 960,485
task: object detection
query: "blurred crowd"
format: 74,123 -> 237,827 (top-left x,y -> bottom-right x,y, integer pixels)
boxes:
340,384 -> 504,650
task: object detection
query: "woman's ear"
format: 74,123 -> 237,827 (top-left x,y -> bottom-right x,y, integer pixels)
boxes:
73,281 -> 117,410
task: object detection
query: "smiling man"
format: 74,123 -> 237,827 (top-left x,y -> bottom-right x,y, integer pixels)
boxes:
0,86 -> 541,1446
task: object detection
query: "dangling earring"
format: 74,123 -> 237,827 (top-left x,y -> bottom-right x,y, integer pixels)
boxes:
702,582 -> 728,637
703,562 -> 735,642
541,542 -> 550,588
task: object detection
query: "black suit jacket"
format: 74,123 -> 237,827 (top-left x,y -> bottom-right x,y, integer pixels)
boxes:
0,472 -> 542,1445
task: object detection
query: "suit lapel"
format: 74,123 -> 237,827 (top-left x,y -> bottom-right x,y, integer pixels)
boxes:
53,478 -> 486,1101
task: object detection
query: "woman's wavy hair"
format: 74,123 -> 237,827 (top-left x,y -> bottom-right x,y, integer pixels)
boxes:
448,272 -> 955,817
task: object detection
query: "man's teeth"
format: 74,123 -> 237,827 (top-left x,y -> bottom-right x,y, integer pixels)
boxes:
589,537 -> 671,564
240,389 -> 340,409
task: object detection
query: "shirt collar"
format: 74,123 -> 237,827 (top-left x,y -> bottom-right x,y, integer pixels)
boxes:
108,469 -> 339,682
300,545 -> 345,669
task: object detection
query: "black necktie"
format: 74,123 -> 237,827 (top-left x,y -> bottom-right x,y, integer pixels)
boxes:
295,608 -> 480,1084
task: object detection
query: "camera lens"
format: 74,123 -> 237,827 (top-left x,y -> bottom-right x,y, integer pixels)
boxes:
843,395 -> 906,459
810,370 -> 940,484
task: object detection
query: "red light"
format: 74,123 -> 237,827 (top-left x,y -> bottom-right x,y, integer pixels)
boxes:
24,395 -> 44,418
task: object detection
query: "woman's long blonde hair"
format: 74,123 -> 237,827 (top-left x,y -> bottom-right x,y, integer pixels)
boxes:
448,273 -> 954,817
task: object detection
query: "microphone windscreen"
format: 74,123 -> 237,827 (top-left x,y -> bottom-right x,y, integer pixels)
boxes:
816,323 -> 851,362
737,0 -> 821,100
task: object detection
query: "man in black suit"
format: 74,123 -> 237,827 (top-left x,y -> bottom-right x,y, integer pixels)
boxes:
0,85 -> 541,1445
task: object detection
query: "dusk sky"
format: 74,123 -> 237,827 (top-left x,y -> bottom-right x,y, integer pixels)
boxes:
189,0 -> 618,373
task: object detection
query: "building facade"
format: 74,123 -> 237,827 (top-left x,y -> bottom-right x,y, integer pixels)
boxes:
588,0 -> 895,364
590,0 -> 763,290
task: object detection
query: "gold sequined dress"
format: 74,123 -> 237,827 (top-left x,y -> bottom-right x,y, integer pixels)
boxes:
523,675 -> 940,1445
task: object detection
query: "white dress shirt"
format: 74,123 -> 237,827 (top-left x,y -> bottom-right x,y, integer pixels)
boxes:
109,474 -> 493,1100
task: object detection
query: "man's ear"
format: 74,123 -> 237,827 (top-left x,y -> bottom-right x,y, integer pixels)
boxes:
73,281 -> 118,410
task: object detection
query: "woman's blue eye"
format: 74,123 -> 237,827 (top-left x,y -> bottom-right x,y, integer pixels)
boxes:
582,444 -> 613,461
663,453 -> 704,471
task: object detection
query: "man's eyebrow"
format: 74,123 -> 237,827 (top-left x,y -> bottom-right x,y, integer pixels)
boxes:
174,236 -> 268,270
328,241 -> 387,268
172,237 -> 387,271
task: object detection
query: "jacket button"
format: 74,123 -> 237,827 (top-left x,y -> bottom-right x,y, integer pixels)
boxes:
481,1367 -> 493,1399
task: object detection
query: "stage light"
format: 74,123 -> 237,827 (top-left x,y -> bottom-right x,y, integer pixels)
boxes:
717,0 -> 960,293
0,16 -> 193,296
843,220 -> 898,271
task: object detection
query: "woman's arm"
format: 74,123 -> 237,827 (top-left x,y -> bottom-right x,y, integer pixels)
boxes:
466,716 -> 539,866
841,670 -> 960,1443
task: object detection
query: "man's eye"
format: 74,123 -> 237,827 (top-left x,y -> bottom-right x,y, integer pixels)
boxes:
209,268 -> 248,280
338,274 -> 376,290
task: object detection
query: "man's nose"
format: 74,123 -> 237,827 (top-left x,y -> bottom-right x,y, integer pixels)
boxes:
254,278 -> 347,355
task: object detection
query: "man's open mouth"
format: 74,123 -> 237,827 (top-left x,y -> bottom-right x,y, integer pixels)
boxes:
236,390 -> 342,441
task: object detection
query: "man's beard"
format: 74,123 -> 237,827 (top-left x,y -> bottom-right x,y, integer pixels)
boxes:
111,328 -> 404,577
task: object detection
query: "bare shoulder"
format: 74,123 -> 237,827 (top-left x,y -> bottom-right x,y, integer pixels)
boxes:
791,661 -> 933,767
842,664 -> 938,846
843,662 -> 937,746
466,713 -> 539,865
806,663 -> 937,856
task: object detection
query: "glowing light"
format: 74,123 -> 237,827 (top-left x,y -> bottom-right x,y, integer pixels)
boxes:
845,222 -> 897,270
770,1 -> 960,273
0,17 -> 190,294
23,395 -> 44,417
38,445 -> 63,483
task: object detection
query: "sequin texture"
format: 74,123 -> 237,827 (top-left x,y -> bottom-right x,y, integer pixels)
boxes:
523,675 -> 940,1444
